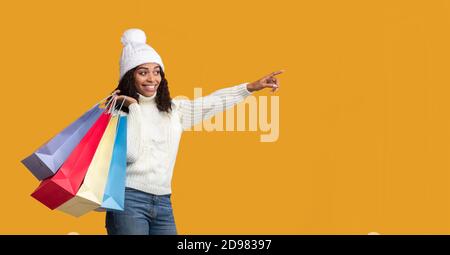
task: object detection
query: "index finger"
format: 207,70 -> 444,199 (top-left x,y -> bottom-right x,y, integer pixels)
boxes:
266,70 -> 285,78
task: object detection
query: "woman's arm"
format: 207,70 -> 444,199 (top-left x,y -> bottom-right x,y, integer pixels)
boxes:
111,91 -> 141,162
175,69 -> 284,130
126,103 -> 142,162
175,83 -> 253,129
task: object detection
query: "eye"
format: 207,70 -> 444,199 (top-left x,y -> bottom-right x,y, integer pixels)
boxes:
139,71 -> 147,76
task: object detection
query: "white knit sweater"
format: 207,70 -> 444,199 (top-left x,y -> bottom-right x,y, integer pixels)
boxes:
124,82 -> 252,195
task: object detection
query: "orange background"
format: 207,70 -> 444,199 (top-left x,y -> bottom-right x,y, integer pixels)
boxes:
1,0 -> 450,234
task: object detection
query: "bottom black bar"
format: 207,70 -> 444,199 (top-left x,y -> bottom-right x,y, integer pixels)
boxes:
0,235 -> 447,253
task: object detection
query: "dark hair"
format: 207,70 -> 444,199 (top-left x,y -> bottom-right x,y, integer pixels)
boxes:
110,66 -> 172,113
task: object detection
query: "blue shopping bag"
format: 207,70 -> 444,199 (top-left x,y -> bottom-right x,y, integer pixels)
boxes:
100,115 -> 127,211
21,104 -> 104,180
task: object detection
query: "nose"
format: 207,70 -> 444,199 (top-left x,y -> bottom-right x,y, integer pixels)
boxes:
147,75 -> 156,83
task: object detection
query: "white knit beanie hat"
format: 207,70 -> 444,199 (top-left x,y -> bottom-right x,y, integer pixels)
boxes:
119,28 -> 165,81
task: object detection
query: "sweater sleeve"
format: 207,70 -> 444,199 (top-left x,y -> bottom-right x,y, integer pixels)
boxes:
174,82 -> 253,130
126,103 -> 142,163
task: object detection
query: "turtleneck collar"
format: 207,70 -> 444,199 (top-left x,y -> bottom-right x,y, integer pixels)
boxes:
138,92 -> 157,104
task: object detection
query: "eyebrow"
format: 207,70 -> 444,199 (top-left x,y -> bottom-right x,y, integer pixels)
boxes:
137,66 -> 161,71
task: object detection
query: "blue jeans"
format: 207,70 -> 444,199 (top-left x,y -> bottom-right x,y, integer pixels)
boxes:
105,187 -> 177,235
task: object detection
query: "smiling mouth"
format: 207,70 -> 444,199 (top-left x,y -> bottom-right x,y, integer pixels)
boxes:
142,84 -> 158,93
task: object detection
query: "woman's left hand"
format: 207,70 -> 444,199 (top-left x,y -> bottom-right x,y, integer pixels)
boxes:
247,70 -> 285,93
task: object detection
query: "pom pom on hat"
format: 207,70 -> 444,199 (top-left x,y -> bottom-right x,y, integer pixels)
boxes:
121,28 -> 147,45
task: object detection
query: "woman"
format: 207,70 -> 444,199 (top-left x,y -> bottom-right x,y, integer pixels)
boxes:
106,28 -> 284,235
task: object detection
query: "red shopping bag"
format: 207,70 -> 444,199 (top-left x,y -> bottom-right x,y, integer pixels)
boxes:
31,111 -> 112,210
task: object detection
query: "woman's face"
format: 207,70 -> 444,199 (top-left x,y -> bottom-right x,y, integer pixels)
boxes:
133,62 -> 162,97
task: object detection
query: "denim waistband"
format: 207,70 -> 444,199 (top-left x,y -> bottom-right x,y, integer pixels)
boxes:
125,186 -> 171,198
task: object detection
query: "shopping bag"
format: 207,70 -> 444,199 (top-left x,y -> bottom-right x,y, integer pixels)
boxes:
31,111 -> 112,210
57,115 -> 119,217
21,105 -> 103,180
100,115 -> 127,211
